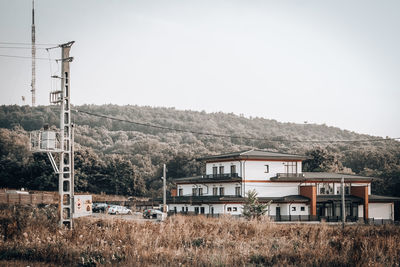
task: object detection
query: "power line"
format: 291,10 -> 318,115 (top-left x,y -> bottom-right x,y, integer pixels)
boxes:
0,46 -> 46,50
0,54 -> 56,61
73,109 -> 400,143
0,41 -> 57,46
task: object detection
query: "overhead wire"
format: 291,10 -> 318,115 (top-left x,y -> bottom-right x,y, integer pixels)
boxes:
0,41 -> 58,46
72,109 -> 400,143
0,46 -> 47,50
0,54 -> 57,61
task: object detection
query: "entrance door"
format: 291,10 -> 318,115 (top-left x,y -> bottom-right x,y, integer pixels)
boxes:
276,207 -> 281,221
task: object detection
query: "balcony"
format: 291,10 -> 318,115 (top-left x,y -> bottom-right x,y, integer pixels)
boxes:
203,173 -> 240,179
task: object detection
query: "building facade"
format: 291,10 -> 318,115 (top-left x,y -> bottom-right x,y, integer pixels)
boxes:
167,150 -> 397,222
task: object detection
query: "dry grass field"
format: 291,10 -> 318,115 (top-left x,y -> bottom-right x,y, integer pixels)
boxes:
0,205 -> 399,266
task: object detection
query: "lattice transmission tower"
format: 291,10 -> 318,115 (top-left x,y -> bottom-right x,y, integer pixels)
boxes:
31,0 -> 36,107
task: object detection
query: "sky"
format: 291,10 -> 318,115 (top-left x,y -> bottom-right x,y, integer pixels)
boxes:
0,0 -> 399,138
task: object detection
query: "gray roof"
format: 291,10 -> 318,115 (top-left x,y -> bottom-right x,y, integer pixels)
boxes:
369,194 -> 400,202
173,175 -> 242,184
272,172 -> 374,182
303,172 -> 373,180
317,195 -> 363,203
260,195 -> 310,203
198,149 -> 308,161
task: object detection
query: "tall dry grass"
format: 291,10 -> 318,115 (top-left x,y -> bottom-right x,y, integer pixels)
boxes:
0,205 -> 399,266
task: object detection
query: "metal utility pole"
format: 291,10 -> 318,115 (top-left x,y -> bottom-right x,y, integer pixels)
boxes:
57,41 -> 74,228
341,176 -> 346,228
163,164 -> 167,213
31,0 -> 36,107
30,41 -> 75,229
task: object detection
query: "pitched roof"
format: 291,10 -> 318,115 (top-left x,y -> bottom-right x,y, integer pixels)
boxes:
198,149 -> 308,161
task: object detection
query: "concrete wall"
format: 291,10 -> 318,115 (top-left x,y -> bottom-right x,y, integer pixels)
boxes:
245,182 -> 299,197
205,160 -> 302,180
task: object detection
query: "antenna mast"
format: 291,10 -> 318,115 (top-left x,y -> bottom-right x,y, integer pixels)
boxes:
31,0 -> 36,107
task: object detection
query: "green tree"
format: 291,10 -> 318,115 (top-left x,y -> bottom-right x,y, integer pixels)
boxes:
303,148 -> 343,172
242,190 -> 268,220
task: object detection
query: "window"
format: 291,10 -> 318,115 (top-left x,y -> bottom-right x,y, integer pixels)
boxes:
233,207 -> 237,212
174,207 -> 177,213
219,187 -> 225,196
213,167 -> 218,175
227,207 -> 232,212
338,184 -> 350,195
264,165 -> 269,173
219,166 -> 224,175
181,207 -> 185,212
231,165 -> 236,175
213,187 -> 218,196
178,189 -> 183,196
284,162 -> 297,174
292,207 -> 296,211
192,188 -> 197,196
198,188 -> 203,196
200,207 -> 205,214
235,186 -> 241,196
319,183 -> 333,195
194,207 -> 199,214
301,206 -> 305,211
185,207 -> 188,212
345,186 -> 350,195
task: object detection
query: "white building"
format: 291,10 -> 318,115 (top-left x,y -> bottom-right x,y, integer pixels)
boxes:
167,150 -> 398,222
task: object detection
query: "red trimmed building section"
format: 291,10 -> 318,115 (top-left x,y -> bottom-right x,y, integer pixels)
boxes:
300,186 -> 316,216
351,186 -> 369,219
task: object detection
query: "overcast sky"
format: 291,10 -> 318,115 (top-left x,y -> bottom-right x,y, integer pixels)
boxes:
0,0 -> 399,138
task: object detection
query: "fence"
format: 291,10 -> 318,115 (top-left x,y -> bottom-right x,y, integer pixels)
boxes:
0,192 -> 57,205
167,211 -> 395,224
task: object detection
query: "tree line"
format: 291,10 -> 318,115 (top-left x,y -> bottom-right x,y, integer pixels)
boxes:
0,104 -> 399,198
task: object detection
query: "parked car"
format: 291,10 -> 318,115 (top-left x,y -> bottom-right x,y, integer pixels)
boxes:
108,205 -> 132,215
143,209 -> 163,219
92,203 -> 108,213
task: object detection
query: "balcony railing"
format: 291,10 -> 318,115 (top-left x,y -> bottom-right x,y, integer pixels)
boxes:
203,173 -> 240,179
276,173 -> 304,178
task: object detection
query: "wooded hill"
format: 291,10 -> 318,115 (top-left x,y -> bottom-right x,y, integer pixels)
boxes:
0,104 -> 399,198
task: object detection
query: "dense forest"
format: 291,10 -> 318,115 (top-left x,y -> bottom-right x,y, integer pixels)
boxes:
0,104 -> 399,198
